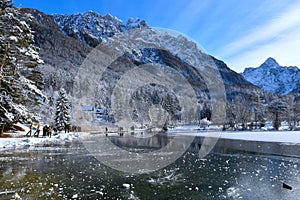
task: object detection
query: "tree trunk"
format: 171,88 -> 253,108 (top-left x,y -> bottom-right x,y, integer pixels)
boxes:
274,112 -> 280,130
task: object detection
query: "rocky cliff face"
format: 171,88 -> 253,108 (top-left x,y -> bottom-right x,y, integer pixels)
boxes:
20,8 -> 265,126
242,57 -> 300,95
52,11 -> 148,47
20,9 -> 92,93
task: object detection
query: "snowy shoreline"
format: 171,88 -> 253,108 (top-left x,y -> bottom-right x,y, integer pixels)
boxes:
183,131 -> 300,144
0,132 -> 81,152
1,129 -> 300,152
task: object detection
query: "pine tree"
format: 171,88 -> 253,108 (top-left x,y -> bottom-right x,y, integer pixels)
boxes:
55,88 -> 71,130
0,0 -> 44,135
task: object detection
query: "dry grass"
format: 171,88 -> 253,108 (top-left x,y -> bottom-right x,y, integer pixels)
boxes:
0,134 -> 12,138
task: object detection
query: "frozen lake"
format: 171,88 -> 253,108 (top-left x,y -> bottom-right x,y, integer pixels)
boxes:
1,133 -> 300,199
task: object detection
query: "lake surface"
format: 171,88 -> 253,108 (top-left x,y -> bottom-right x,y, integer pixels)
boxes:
1,135 -> 300,200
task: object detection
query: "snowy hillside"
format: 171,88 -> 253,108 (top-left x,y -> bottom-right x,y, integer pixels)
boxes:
52,11 -> 216,75
20,8 -> 265,127
52,11 -> 148,47
242,57 -> 300,95
51,10 -> 256,94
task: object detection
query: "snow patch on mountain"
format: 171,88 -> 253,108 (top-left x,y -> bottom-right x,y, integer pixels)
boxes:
102,26 -> 219,78
242,57 -> 300,94
51,11 -> 148,45
51,11 -> 217,73
126,18 -> 148,29
40,9 -> 256,113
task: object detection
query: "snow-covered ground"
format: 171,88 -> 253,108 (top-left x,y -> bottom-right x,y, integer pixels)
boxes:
2,124 -> 300,152
0,123 -> 89,152
0,132 -> 81,152
180,131 -> 300,144
169,123 -> 300,144
220,131 -> 300,144
167,125 -> 300,144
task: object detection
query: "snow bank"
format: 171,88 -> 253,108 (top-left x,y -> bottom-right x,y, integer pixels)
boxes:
190,131 -> 300,144
2,127 -> 300,152
0,132 -> 80,152
220,131 -> 300,143
171,125 -> 300,144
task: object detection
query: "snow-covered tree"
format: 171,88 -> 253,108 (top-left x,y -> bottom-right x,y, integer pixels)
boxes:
224,97 -> 252,130
268,98 -> 287,130
250,93 -> 267,129
281,95 -> 300,130
0,0 -> 44,135
55,88 -> 71,129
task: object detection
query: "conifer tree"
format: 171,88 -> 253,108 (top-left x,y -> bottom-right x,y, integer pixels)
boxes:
0,0 -> 44,135
55,88 -> 71,129
268,99 -> 287,130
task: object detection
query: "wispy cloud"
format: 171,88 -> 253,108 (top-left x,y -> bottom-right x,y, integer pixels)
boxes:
218,1 -> 300,71
227,25 -> 300,72
171,0 -> 211,31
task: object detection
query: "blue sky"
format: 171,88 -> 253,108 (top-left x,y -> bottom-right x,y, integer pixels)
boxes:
14,0 -> 300,72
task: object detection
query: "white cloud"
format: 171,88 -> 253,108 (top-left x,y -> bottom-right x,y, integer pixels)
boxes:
218,1 -> 300,71
227,25 -> 300,72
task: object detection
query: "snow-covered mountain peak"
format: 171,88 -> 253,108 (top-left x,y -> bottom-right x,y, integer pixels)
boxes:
104,13 -> 120,21
261,57 -> 280,69
242,58 -> 300,94
51,11 -> 149,47
48,9 -> 250,94
126,18 -> 148,29
51,10 -> 212,71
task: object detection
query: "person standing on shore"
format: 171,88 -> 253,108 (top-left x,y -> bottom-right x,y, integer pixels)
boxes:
34,124 -> 41,137
48,125 -> 53,137
105,127 -> 108,136
43,125 -> 48,137
64,122 -> 68,133
26,123 -> 34,137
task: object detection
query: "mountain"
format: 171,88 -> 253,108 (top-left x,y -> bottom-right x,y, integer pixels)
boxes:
242,57 -> 300,95
20,8 -> 265,126
52,11 -> 148,47
51,10 -> 261,99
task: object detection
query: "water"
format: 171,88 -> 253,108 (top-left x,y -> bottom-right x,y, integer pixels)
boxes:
1,136 -> 300,199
